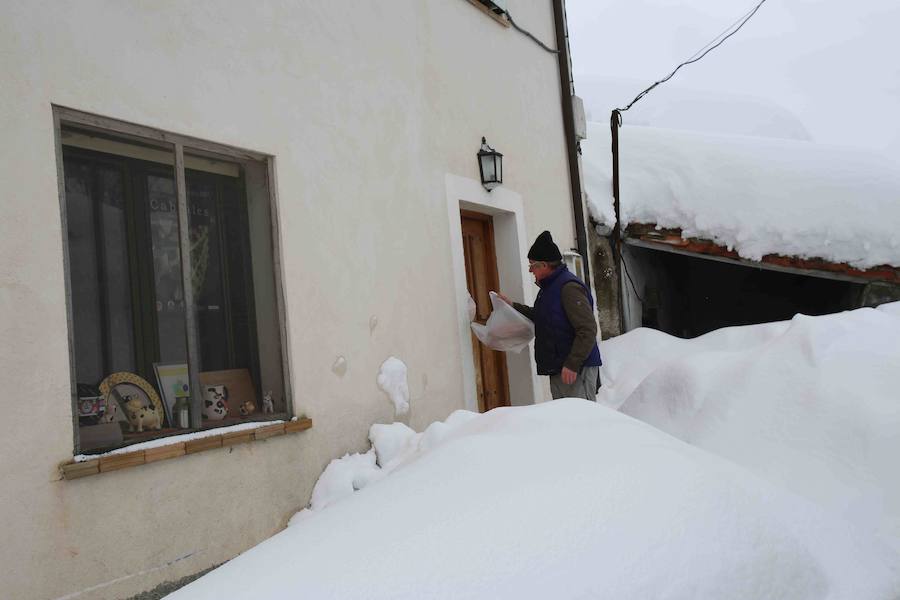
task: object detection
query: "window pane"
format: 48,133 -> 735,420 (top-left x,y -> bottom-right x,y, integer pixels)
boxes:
185,152 -> 285,423
97,166 -> 135,374
187,173 -> 229,371
64,147 -> 146,453
239,159 -> 286,415
65,160 -> 104,385
147,173 -> 188,364
65,157 -> 136,384
220,178 -> 254,375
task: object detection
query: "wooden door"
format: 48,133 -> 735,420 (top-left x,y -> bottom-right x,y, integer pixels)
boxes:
461,210 -> 510,412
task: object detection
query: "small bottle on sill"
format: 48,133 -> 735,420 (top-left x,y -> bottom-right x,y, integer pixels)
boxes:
174,397 -> 191,429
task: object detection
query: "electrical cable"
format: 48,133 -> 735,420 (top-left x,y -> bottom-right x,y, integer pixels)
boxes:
620,253 -> 646,305
617,0 -> 768,113
503,9 -> 559,54
685,3 -> 759,63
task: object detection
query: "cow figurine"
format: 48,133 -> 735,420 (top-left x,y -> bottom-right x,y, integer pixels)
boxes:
123,395 -> 162,432
203,385 -> 229,420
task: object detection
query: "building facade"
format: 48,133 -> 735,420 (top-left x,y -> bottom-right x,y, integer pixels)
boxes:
0,2 -> 591,598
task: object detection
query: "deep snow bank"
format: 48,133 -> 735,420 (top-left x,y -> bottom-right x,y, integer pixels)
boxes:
581,122 -> 900,269
169,399 -> 899,600
298,411 -> 479,514
600,302 -> 900,541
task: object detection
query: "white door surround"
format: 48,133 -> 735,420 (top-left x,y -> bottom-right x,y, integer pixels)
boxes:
445,173 -> 542,411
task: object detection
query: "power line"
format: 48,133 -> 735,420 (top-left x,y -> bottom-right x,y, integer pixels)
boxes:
686,3 -> 761,63
620,253 -> 645,305
617,0 -> 768,113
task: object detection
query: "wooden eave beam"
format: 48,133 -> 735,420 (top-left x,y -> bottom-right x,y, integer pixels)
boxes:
624,223 -> 900,285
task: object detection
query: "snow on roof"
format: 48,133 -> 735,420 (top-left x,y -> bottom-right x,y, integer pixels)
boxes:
574,76 -> 813,142
582,122 -> 900,270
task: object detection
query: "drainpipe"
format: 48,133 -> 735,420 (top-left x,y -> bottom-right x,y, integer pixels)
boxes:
610,109 -> 625,332
551,0 -> 592,291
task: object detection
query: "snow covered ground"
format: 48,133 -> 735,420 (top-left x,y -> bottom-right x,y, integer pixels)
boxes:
169,304 -> 900,600
600,301 -> 900,545
581,122 -> 900,270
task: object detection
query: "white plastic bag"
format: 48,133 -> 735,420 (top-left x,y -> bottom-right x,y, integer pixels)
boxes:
470,292 -> 534,353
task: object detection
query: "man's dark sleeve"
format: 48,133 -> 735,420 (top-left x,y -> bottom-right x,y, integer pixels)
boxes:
560,282 -> 598,372
512,302 -> 535,321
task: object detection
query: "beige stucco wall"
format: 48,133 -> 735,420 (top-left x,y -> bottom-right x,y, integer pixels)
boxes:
0,1 -> 576,598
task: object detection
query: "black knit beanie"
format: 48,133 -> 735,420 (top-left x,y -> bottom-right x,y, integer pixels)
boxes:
527,230 -> 562,261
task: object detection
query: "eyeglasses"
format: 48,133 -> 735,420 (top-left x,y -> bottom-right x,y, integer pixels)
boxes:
528,261 -> 546,271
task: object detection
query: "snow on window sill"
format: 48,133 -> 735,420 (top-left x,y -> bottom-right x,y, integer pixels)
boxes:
59,417 -> 312,479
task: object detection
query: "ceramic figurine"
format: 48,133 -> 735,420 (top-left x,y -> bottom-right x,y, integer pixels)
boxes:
239,400 -> 256,417
262,390 -> 274,414
203,385 -> 229,420
123,395 -> 162,432
97,396 -> 119,424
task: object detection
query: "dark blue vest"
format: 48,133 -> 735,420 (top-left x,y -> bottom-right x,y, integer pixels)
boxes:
532,266 -> 602,376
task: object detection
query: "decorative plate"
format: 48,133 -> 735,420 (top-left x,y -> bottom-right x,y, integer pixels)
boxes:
98,372 -> 165,425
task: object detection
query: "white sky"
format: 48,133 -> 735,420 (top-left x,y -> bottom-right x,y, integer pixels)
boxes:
566,0 -> 900,158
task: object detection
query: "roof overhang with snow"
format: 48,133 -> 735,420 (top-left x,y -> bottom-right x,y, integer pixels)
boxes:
582,123 -> 900,281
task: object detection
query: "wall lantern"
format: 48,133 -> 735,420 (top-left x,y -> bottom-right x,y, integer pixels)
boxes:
477,137 -> 503,191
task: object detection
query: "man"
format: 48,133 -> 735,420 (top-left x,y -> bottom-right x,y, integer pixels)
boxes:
498,231 -> 602,401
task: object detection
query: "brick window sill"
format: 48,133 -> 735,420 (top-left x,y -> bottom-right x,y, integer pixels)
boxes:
60,418 -> 312,479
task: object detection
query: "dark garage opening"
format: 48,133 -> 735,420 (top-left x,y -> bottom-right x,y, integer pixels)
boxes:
622,244 -> 866,338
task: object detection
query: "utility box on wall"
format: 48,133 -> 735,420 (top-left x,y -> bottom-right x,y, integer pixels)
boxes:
572,95 -> 587,141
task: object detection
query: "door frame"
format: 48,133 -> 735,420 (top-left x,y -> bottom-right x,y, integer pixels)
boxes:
445,173 -> 542,411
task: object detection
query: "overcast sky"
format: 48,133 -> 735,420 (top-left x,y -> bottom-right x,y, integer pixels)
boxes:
566,0 -> 900,159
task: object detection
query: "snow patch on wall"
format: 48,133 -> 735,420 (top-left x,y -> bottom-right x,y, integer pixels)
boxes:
377,356 -> 410,415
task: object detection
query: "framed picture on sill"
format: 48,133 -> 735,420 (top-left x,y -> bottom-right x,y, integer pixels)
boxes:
153,362 -> 190,427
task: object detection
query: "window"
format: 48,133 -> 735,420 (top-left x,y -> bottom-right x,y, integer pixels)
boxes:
55,108 -> 289,453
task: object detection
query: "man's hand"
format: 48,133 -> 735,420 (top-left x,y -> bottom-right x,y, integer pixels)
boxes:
561,367 -> 577,385
494,292 -> 513,305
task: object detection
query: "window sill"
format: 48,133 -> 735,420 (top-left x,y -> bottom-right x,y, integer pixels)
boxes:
60,417 -> 312,479
466,0 -> 510,27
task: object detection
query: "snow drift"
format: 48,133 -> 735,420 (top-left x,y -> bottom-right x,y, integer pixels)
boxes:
581,122 -> 900,270
169,304 -> 900,600
600,302 -> 900,543
170,405 -> 900,598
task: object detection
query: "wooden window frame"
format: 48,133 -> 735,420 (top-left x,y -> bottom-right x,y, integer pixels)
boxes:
52,106 -> 294,454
